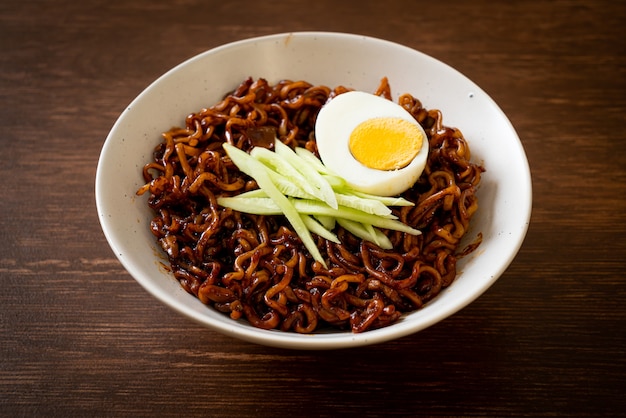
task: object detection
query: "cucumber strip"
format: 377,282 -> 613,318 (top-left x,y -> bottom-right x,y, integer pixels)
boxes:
290,199 -> 421,236
322,174 -> 348,189
217,194 -> 418,236
322,173 -> 413,208
231,189 -> 266,198
373,227 -> 394,249
336,218 -> 393,250
348,190 -> 415,207
230,171 -> 314,200
216,196 -> 280,215
222,142 -> 422,266
218,195 -> 340,244
250,146 -> 325,204
363,222 -> 378,242
222,143 -> 328,267
266,169 -> 315,199
300,214 -> 340,244
294,147 -> 334,175
275,140 -> 338,209
334,193 -> 392,216
314,215 -> 336,231
360,221 -> 391,249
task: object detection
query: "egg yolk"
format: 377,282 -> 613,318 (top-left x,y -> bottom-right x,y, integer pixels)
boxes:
348,117 -> 424,171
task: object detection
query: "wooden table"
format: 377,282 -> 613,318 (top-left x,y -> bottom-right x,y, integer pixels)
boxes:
2,1 -> 625,416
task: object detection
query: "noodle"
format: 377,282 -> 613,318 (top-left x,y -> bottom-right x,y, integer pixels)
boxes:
137,77 -> 484,333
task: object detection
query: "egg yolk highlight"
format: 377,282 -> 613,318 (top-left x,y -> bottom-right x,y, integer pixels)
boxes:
348,117 -> 424,171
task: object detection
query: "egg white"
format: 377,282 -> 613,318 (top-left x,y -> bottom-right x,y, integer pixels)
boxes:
315,91 -> 429,196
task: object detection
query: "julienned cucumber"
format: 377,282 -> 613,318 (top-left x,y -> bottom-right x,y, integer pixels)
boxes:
216,196 -> 420,236
223,143 -> 327,267
221,141 -> 420,264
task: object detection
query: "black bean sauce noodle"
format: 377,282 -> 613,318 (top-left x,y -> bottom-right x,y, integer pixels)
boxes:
136,77 -> 484,333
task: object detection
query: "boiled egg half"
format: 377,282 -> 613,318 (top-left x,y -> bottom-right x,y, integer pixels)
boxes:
315,91 -> 429,196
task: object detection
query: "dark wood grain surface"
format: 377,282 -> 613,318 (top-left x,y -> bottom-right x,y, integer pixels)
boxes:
2,0 -> 625,416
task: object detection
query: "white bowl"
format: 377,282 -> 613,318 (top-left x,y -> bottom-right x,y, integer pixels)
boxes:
95,32 -> 531,350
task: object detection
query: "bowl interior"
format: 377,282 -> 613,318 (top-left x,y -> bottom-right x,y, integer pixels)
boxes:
95,32 -> 531,349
